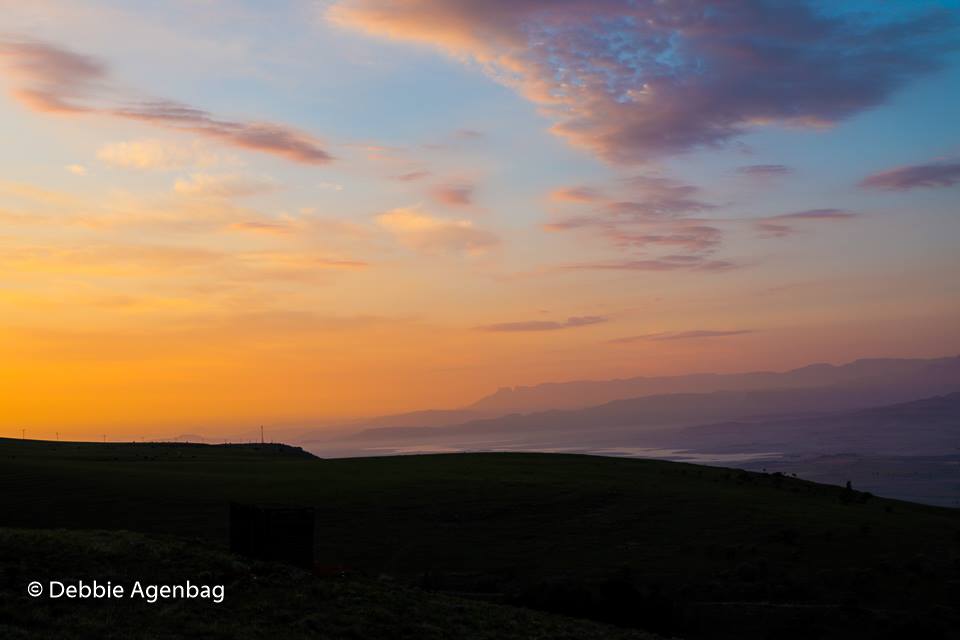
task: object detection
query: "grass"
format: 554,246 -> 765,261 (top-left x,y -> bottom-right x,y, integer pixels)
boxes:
0,527 -> 660,640
1,438 -> 959,638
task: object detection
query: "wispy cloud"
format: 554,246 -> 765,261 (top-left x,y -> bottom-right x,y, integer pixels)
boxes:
479,316 -> 607,332
394,171 -> 431,182
564,256 -> 736,273
173,174 -> 277,199
546,175 -> 714,230
97,140 -> 219,171
227,221 -> 293,236
860,160 -> 960,190
0,39 -> 332,165
610,329 -> 754,344
754,208 -> 856,237
607,225 -> 722,253
737,164 -> 793,179
549,186 -> 605,203
377,207 -> 498,255
431,183 -> 473,206
330,1 -> 957,163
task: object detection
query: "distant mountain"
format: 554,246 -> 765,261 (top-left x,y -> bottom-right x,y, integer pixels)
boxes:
660,392 -> 960,456
337,409 -> 491,430
467,356 -> 960,413
311,357 -> 960,454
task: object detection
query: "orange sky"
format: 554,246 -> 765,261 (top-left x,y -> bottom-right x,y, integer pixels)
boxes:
1,1 -> 958,439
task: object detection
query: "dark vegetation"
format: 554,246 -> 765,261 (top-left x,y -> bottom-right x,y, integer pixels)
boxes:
0,528 -> 656,640
1,438 -> 959,638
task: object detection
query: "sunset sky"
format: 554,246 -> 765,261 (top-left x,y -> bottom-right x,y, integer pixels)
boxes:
1,0 -> 958,438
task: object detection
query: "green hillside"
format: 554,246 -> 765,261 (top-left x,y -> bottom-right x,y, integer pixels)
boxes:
1,438 -> 959,638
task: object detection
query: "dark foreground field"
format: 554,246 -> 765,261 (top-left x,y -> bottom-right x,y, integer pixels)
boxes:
1,438 -> 959,639
0,528 -> 656,640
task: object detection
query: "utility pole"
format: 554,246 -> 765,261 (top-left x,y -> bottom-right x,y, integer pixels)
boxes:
260,425 -> 264,444
21,428 -> 25,440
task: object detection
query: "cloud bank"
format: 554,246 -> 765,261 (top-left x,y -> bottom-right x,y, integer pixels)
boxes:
330,0 -> 956,163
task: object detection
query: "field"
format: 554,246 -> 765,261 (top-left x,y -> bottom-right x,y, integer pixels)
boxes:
2,438 -> 959,638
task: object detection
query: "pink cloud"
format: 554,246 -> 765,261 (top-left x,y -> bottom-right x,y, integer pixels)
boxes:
0,39 -> 332,165
549,186 -> 604,203
431,183 -> 474,206
330,1 -> 956,163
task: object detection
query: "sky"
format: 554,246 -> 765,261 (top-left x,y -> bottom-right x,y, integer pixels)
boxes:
0,0 -> 958,438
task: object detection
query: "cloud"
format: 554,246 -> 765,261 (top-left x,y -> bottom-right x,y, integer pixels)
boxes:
0,243 -> 224,277
395,171 -> 431,182
546,175 -> 727,263
754,221 -> 794,239
549,186 -> 604,203
564,255 -> 736,273
97,139 -> 217,171
377,207 -> 499,255
737,164 -> 792,178
329,1 -> 956,163
754,208 -> 856,237
479,315 -> 607,332
547,175 -> 714,230
0,39 -> 332,165
66,164 -> 87,176
609,225 -> 722,253
771,208 -> 856,221
860,160 -> 960,191
227,221 -> 293,236
173,174 -> 277,199
610,329 -> 754,343
431,183 -> 473,206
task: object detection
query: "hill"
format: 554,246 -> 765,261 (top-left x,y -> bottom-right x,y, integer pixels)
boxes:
1,440 -> 959,638
0,527 -> 657,640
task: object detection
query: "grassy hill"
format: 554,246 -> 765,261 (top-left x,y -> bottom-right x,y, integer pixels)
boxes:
0,527 -> 658,640
1,438 -> 959,638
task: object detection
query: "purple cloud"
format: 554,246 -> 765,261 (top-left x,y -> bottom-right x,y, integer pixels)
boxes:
754,208 -> 857,237
331,1 -> 957,163
771,209 -> 857,221
860,160 -> 960,190
737,164 -> 793,178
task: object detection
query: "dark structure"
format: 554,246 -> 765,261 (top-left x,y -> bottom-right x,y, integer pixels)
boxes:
229,503 -> 316,568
